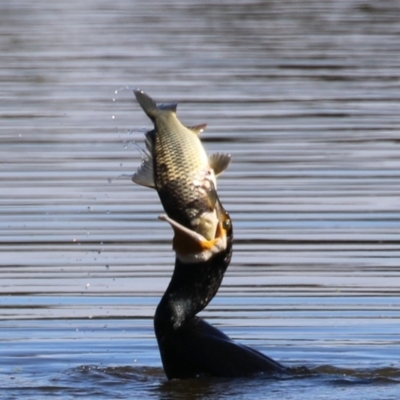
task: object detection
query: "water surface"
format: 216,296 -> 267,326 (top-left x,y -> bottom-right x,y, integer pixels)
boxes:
1,1 -> 400,399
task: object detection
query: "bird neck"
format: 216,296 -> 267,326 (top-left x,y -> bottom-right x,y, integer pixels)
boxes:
154,243 -> 232,330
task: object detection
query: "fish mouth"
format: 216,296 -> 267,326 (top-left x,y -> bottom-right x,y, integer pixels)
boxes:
159,204 -> 231,263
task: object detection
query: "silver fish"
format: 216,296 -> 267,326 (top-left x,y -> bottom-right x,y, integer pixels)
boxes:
133,89 -> 231,241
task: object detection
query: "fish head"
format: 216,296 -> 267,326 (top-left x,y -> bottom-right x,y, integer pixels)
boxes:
189,176 -> 219,241
158,196 -> 232,264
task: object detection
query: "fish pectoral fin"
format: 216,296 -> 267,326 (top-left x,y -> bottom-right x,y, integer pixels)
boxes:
208,153 -> 231,177
132,156 -> 155,188
187,124 -> 207,135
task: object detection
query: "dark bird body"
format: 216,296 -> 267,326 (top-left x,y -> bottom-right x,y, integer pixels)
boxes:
154,220 -> 288,379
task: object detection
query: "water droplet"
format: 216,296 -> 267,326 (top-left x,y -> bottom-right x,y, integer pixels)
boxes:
87,206 -> 92,212
85,283 -> 90,289
72,238 -> 77,243
111,115 -> 116,120
112,98 -> 116,102
114,90 -> 118,95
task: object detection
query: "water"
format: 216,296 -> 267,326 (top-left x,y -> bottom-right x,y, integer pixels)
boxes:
1,0 -> 400,398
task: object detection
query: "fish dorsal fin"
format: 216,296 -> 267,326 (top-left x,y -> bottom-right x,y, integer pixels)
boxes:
208,153 -> 231,177
187,124 -> 207,135
158,103 -> 178,112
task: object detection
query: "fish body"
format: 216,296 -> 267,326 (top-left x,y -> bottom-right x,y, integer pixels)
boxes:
133,89 -> 231,241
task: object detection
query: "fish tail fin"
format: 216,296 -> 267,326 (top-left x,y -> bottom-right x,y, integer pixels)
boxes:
134,89 -> 158,119
134,89 -> 177,119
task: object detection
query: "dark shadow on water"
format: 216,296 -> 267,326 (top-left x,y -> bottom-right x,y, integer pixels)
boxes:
64,363 -> 400,399
153,368 -> 312,399
5,365 -> 394,399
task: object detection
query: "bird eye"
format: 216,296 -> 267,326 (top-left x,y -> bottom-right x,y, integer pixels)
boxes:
222,218 -> 231,230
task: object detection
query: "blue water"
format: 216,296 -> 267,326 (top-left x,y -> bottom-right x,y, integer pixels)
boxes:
1,0 -> 400,398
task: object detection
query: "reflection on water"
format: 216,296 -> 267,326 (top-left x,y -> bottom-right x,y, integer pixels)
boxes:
1,0 -> 400,399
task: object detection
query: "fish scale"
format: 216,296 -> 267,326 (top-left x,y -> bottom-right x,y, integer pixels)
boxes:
149,110 -> 211,229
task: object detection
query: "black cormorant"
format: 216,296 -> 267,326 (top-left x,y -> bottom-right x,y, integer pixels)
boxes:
154,205 -> 288,380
